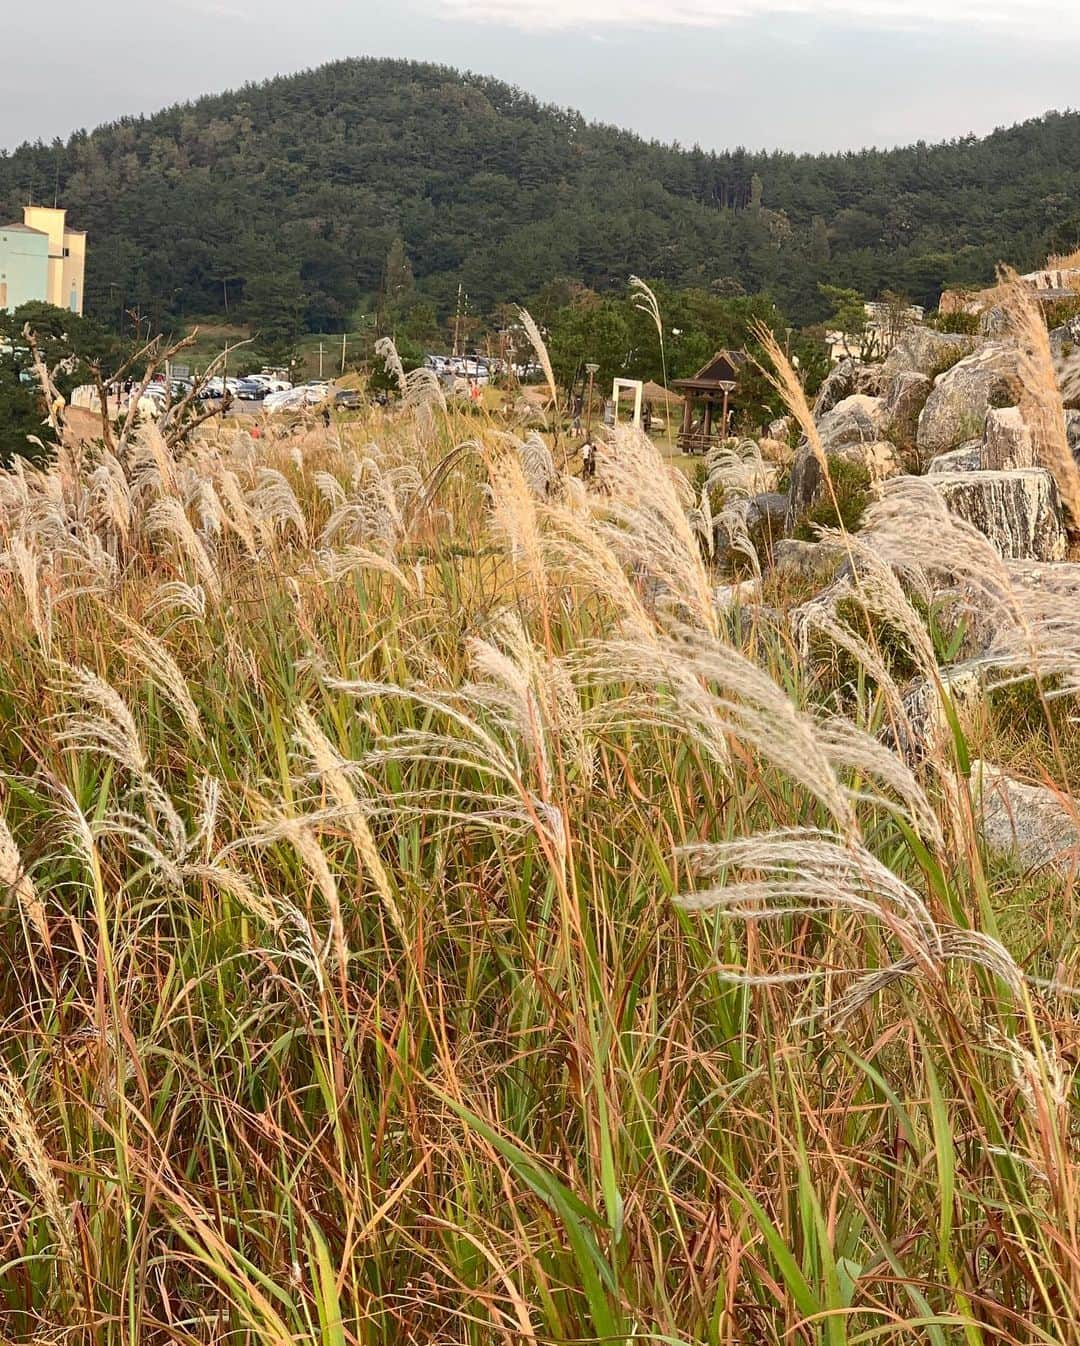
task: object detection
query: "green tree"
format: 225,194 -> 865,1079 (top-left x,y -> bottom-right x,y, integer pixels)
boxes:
246,272 -> 305,363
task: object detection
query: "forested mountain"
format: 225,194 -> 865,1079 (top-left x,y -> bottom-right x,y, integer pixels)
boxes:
2,57 -> 1078,333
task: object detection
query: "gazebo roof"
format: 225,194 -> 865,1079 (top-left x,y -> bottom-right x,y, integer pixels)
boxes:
673,350 -> 746,393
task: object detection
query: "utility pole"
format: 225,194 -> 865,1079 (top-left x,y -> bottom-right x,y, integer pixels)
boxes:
318,342 -> 325,380
341,332 -> 347,375
452,284 -> 463,359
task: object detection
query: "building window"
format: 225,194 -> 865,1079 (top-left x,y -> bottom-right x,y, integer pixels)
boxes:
63,247 -> 70,258
70,286 -> 78,312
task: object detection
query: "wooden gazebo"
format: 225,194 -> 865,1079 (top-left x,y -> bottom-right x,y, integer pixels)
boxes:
673,351 -> 746,454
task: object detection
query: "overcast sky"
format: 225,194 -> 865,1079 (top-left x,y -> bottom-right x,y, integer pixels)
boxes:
1,0 -> 1077,154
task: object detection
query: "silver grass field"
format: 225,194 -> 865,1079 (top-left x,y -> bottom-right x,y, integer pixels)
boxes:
0,312 -> 1078,1344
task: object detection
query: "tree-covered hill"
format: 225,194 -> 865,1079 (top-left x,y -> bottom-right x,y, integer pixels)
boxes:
2,56 -> 1078,333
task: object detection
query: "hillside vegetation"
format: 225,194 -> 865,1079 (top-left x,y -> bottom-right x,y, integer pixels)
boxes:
3,58 -> 1080,331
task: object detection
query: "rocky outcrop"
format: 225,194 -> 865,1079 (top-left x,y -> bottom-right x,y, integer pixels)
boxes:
813,359 -> 884,418
772,538 -> 849,587
916,343 -> 1021,456
787,438 -> 900,528
927,469 -> 1068,561
981,406 -> 1035,470
970,760 -> 1079,871
880,328 -> 975,380
882,371 -> 931,446
816,394 -> 890,450
1049,314 -> 1080,356
927,443 -> 982,474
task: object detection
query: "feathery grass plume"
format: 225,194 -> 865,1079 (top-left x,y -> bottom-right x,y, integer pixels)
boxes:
320,459 -> 403,556
488,449 -> 548,600
0,1060 -> 79,1295
127,422 -> 180,502
249,816 -> 345,987
216,468 -> 260,557
464,611 -> 591,796
629,275 -> 671,438
0,811 -> 48,946
711,500 -> 759,578
86,446 -> 133,550
751,319 -> 849,537
540,492 -> 655,640
116,616 -> 205,743
516,307 -> 559,418
677,828 -> 1039,1025
998,265 -> 1080,530
247,468 -> 309,545
145,496 -> 222,602
193,477 -> 224,540
705,438 -> 774,501
590,427 -> 718,636
293,705 -> 406,944
51,663 -> 148,779
319,670 -> 565,853
374,336 -> 408,397
5,533 -> 50,648
51,663 -> 187,860
145,579 -> 207,625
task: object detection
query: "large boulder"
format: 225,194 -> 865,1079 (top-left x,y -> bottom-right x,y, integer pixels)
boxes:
813,359 -> 884,418
1049,314 -> 1080,357
927,468 -> 1068,561
926,442 -> 983,474
772,537 -> 849,588
981,406 -> 1035,471
787,438 -> 901,528
882,371 -> 932,446
978,306 -> 1010,339
880,327 -> 975,380
916,343 -> 1022,456
816,394 -> 889,450
970,760 -> 1080,872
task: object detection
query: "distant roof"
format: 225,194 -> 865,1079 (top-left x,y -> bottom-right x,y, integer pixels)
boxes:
673,350 -> 746,392
0,222 -> 48,235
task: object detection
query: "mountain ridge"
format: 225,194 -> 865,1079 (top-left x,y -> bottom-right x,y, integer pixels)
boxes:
2,56 -> 1077,331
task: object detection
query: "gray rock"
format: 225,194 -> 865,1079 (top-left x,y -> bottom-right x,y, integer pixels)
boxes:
978,306 -> 1010,339
917,343 -> 1021,456
816,394 -> 890,450
981,406 -> 1036,471
787,438 -> 901,528
1066,409 -> 1080,451
1049,314 -> 1080,357
882,371 -> 932,445
813,359 -> 884,418
772,537 -> 848,587
970,760 -> 1079,872
927,468 -> 1068,561
768,415 -> 794,442
880,328 -> 975,380
926,442 -> 983,474
746,491 -> 790,537
894,664 -> 985,761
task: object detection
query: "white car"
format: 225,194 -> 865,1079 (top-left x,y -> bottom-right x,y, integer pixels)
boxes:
263,387 -> 312,413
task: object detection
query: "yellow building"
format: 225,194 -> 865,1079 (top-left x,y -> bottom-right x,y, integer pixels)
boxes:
20,206 -> 86,314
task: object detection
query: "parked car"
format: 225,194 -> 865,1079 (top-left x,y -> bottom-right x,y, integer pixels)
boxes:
234,378 -> 265,401
334,389 -> 361,410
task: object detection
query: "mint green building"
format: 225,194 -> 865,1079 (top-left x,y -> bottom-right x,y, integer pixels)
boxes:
0,222 -> 50,313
